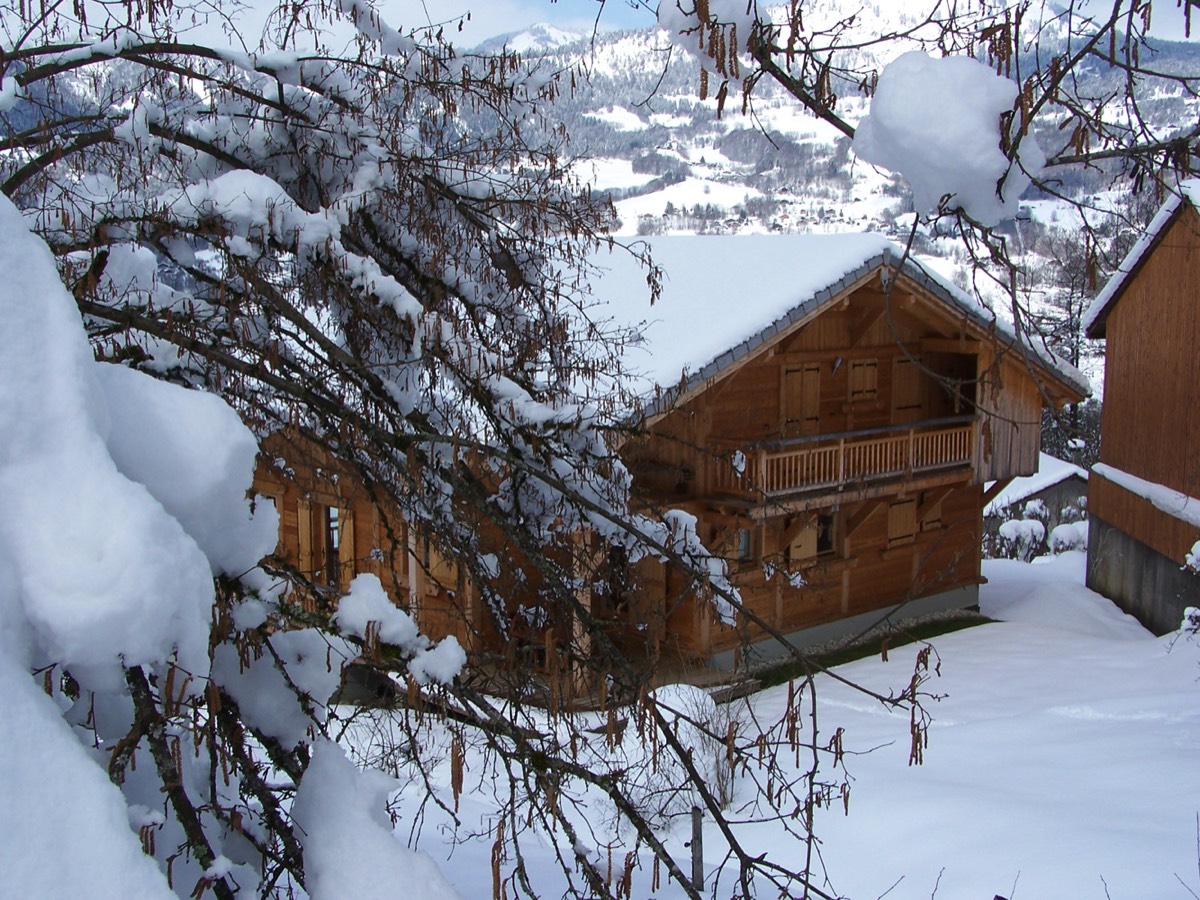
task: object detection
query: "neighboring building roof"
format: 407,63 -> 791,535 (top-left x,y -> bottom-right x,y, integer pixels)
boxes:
984,452 -> 1089,516
591,234 -> 1091,419
1083,179 -> 1200,339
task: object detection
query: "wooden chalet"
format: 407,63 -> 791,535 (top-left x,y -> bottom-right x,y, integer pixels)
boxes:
600,235 -> 1088,668
251,234 -> 1088,678
1083,182 -> 1200,633
252,430 -> 569,669
252,431 -> 481,645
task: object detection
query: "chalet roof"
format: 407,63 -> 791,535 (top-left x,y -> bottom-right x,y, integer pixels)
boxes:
984,452 -> 1089,517
1083,179 -> 1200,339
591,234 -> 1091,419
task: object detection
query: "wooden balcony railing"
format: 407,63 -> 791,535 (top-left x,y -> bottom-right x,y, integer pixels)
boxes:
715,417 -> 976,498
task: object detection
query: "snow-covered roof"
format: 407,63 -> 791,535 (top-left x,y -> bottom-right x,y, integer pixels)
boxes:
984,452 -> 1089,517
1083,179 -> 1200,339
591,234 -> 1091,419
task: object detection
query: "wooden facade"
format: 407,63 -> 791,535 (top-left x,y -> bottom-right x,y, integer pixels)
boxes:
621,265 -> 1084,666
253,431 -> 481,651
253,431 -> 409,605
250,246 -> 1086,674
1085,192 -> 1200,631
252,431 -> 573,665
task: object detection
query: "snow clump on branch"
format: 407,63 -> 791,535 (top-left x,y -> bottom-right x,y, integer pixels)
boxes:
334,573 -> 466,685
853,51 -> 1043,227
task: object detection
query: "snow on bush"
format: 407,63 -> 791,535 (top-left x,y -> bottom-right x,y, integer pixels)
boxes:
0,193 -> 216,692
853,51 -> 1043,226
0,190 -> 285,891
212,629 -> 355,749
998,518 -> 1046,562
1023,498 -> 1049,522
0,648 -> 175,898
1186,541 -> 1200,574
658,0 -> 764,59
1049,521 -> 1088,554
93,362 -> 279,578
607,684 -> 732,827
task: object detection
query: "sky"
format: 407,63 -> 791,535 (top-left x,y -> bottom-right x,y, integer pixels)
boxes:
192,1 -> 1199,53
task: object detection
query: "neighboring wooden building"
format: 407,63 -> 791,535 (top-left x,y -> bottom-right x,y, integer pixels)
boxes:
253,431 -> 569,666
1083,182 -> 1200,633
600,235 -> 1088,668
253,430 -> 486,652
982,452 -> 1089,555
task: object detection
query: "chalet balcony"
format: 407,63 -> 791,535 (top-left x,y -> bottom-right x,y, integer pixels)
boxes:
714,416 -> 976,500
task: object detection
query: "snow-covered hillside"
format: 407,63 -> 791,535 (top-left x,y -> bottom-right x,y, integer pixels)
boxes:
471,12 -> 1200,401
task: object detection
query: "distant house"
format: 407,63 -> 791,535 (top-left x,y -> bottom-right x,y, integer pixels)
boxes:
599,235 -> 1088,668
253,431 -> 410,610
982,453 -> 1089,555
1083,181 -> 1200,633
253,235 -> 1089,674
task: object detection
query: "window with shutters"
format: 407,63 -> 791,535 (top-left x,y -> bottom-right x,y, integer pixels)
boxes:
298,500 -> 355,588
849,359 -> 878,402
787,512 -> 838,563
887,499 -> 916,547
892,357 -> 923,422
783,363 -> 821,435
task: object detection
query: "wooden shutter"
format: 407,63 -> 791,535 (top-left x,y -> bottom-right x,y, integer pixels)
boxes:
789,523 -> 818,561
784,364 -> 821,435
887,499 -> 916,546
892,357 -> 923,423
297,499 -> 314,574
849,359 -> 878,401
339,507 -> 355,587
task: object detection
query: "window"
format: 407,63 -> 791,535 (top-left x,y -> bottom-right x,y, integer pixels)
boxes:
849,359 -> 878,402
788,512 -> 837,563
783,363 -> 821,435
892,357 -> 923,421
887,499 -> 916,547
736,527 -> 754,561
324,506 -> 340,586
298,500 -> 354,588
919,491 -> 944,532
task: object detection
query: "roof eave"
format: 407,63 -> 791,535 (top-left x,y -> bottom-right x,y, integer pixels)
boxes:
1084,196 -> 1187,340
629,243 -> 1091,423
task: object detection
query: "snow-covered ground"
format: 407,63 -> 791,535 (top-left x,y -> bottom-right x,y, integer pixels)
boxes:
371,551 -> 1200,899
793,552 -> 1200,898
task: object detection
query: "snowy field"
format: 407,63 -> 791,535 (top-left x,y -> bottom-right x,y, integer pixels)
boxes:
792,552 -> 1200,899
368,551 -> 1200,899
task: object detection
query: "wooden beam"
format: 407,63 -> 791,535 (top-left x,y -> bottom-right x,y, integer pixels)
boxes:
981,477 -> 1014,507
750,467 -> 972,519
845,499 -> 885,540
917,486 -> 955,521
849,307 -> 886,348
920,337 -> 983,354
